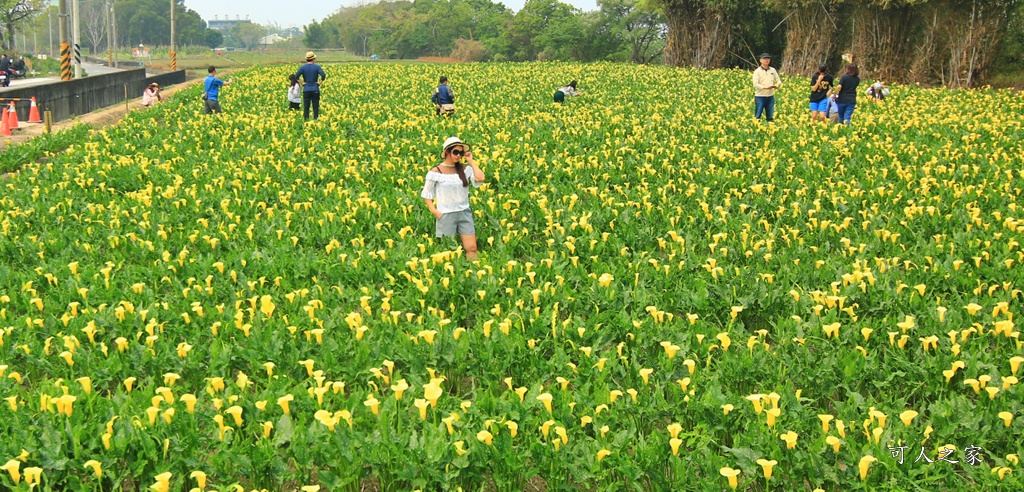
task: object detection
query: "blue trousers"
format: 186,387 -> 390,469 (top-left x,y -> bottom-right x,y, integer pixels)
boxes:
754,96 -> 775,122
836,102 -> 856,125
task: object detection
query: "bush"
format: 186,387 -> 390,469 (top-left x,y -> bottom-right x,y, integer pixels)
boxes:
28,57 -> 62,76
450,38 -> 487,62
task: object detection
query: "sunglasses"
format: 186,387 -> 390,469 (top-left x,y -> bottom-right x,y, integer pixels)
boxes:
450,149 -> 465,156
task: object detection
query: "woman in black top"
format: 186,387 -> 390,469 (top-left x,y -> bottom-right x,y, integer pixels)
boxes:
832,64 -> 860,125
809,64 -> 833,123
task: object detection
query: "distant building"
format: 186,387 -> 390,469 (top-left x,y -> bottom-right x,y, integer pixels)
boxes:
259,34 -> 287,45
208,17 -> 252,33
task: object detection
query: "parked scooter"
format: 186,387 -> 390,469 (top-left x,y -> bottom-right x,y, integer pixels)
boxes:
8,59 -> 26,79
0,70 -> 9,88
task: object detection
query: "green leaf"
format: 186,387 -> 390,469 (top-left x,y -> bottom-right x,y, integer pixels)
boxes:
275,414 -> 295,447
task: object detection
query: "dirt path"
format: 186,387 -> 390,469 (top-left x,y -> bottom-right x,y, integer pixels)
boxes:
0,77 -> 204,151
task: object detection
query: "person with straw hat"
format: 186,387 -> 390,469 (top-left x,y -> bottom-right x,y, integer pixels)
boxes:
141,82 -> 163,107
421,136 -> 486,260
294,51 -> 327,120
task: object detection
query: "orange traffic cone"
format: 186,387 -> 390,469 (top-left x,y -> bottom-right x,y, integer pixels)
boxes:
1,106 -> 10,136
28,97 -> 41,123
7,101 -> 18,130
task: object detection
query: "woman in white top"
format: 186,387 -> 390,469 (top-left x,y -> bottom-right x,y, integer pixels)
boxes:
554,80 -> 581,103
287,74 -> 301,110
421,137 -> 486,260
141,83 -> 162,107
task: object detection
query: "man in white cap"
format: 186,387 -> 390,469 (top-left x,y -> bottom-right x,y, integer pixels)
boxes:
294,51 -> 327,120
753,52 -> 782,123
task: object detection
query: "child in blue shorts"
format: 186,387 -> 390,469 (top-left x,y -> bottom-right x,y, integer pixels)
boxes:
809,64 -> 833,123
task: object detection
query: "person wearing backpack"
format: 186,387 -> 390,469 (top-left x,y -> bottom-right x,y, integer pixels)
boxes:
432,76 -> 455,115
202,66 -> 232,114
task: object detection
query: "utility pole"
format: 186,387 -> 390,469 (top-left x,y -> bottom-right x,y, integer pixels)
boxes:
111,1 -> 118,68
106,0 -> 112,66
170,0 -> 176,70
48,9 -> 53,58
59,0 -> 70,80
73,0 -> 81,78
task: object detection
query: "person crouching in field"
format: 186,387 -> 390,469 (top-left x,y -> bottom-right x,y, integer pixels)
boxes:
141,83 -> 162,107
421,137 -> 486,260
554,80 -> 581,103
866,82 -> 890,101
287,74 -> 301,110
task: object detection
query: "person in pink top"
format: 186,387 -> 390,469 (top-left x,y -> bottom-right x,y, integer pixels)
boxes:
141,82 -> 163,107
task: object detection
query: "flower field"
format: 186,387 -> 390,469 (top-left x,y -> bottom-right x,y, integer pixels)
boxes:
1,62 -> 1023,491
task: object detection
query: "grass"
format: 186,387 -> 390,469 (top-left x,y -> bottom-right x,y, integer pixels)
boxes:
144,49 -> 365,75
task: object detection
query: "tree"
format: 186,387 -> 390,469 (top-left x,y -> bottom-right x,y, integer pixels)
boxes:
991,1 -> 1024,79
763,0 -> 842,76
81,0 -> 108,55
508,0 -> 580,60
232,21 -> 267,50
303,21 -> 329,49
203,29 -> 223,48
598,0 -> 666,63
650,0 -> 741,68
450,37 -> 487,61
535,11 -> 587,60
111,0 -> 218,47
0,0 -> 46,51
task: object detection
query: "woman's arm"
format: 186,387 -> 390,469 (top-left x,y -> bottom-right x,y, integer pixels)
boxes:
466,154 -> 485,184
422,176 -> 441,218
423,198 -> 441,219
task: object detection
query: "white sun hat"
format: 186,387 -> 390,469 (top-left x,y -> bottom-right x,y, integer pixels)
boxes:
441,136 -> 470,157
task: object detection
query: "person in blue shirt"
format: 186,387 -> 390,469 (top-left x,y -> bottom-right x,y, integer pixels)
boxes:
203,66 -> 232,114
431,76 -> 455,115
294,51 -> 327,120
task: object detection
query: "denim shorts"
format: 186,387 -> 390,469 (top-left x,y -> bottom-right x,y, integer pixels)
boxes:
810,99 -> 829,112
436,209 -> 475,237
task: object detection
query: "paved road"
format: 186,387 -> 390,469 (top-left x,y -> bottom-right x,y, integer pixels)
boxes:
0,62 -> 132,92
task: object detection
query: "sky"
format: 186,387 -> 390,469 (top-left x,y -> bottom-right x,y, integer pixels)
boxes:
185,0 -> 601,30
